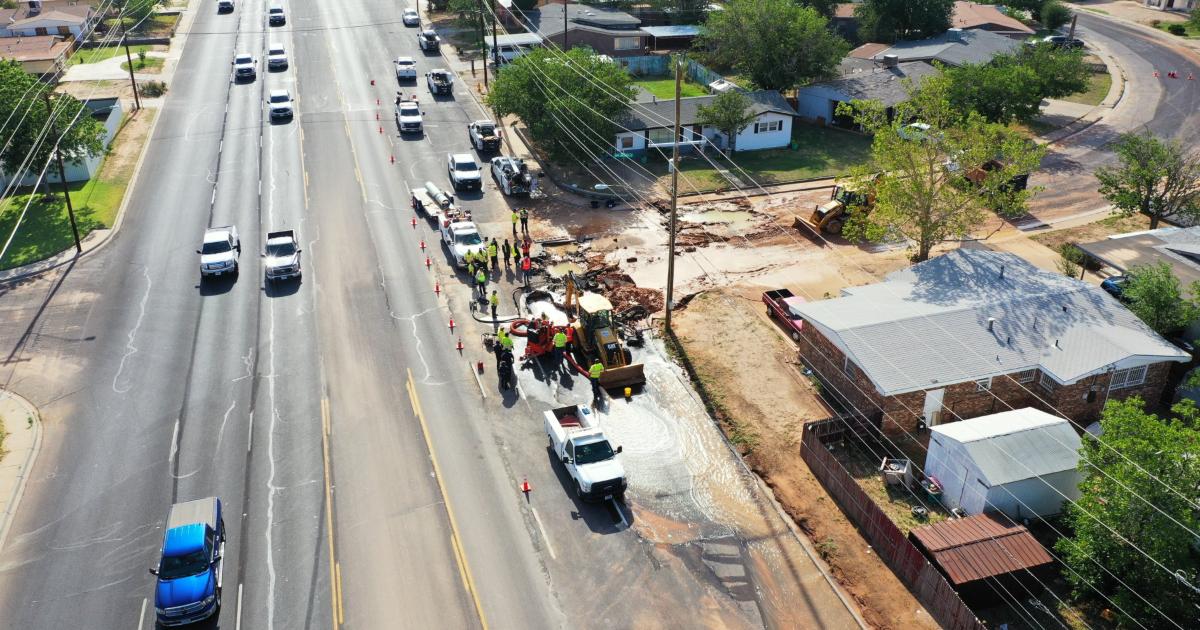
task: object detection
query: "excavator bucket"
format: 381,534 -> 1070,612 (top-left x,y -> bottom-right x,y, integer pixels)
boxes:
599,363 -> 645,390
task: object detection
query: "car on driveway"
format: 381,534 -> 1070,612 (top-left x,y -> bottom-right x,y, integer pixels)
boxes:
268,4 -> 286,25
268,89 -> 294,121
1101,275 -> 1128,301
267,43 -> 287,70
394,56 -> 416,81
447,153 -> 482,191
403,8 -> 419,26
232,53 -> 256,81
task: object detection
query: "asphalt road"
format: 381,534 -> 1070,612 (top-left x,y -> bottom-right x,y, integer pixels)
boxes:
0,1 -> 860,629
1029,12 -> 1200,220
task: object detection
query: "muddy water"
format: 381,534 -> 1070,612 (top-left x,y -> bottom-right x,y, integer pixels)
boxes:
679,209 -> 759,232
546,261 -> 582,278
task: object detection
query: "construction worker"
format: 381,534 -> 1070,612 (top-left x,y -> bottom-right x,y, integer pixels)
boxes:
589,359 -> 605,402
552,328 -> 568,372
489,290 -> 499,320
466,256 -> 475,280
520,207 -> 530,234
488,239 -> 499,272
500,327 -> 515,353
475,267 -> 487,299
511,210 -> 519,237
511,241 -> 521,266
520,237 -> 531,259
520,255 -> 532,288
497,350 -> 514,390
502,238 -> 512,268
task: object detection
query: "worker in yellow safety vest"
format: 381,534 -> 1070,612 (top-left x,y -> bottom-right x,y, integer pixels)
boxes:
489,290 -> 499,319
552,329 -> 567,372
511,210 -> 519,237
589,360 -> 604,402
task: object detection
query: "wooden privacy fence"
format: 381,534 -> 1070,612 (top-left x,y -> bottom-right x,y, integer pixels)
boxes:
801,418 -> 985,630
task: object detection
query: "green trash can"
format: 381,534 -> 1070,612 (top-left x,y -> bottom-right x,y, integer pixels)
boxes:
790,141 -> 799,151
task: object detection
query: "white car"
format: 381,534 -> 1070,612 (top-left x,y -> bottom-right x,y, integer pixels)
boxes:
447,153 -> 482,191
268,4 -> 285,25
199,226 -> 241,278
233,53 -> 256,81
396,100 -> 422,133
267,43 -> 287,70
268,89 -> 293,120
402,8 -> 419,27
394,56 -> 416,81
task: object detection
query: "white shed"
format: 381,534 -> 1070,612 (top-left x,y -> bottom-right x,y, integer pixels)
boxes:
925,408 -> 1082,520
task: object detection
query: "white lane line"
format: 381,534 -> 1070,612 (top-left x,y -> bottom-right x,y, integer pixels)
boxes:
530,507 -> 556,560
247,410 -> 254,452
610,498 -> 629,529
136,597 -> 147,630
471,360 -> 487,399
235,582 -> 244,630
168,418 -> 179,465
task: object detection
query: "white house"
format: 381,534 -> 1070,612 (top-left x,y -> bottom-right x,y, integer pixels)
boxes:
0,1 -> 97,40
1143,0 -> 1197,12
613,90 -> 796,156
925,408 -> 1082,520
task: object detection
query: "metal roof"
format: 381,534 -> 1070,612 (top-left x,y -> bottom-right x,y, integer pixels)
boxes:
640,25 -> 701,38
1077,226 -> 1200,298
793,249 -> 1189,395
910,514 -> 1054,585
488,32 -> 544,47
931,408 -> 1081,486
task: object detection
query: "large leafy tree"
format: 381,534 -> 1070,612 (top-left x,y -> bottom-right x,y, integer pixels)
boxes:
1055,398 -> 1200,626
854,0 -> 954,44
695,0 -> 848,91
1096,132 -> 1200,230
942,46 -> 1090,124
835,75 -> 1044,261
697,90 -> 758,153
1120,262 -> 1200,336
0,61 -> 106,180
486,47 -> 634,160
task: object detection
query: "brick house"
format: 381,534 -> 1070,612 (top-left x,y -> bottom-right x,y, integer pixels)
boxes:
524,2 -> 647,58
793,249 -> 1189,435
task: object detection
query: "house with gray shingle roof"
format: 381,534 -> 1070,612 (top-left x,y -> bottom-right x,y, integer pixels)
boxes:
793,249 -> 1189,434
613,90 -> 797,155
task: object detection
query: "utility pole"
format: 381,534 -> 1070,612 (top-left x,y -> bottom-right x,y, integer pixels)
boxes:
476,0 -> 488,87
563,1 -> 568,50
1067,14 -> 1077,41
42,93 -> 82,254
491,0 -> 499,70
664,60 -> 681,331
120,18 -> 141,111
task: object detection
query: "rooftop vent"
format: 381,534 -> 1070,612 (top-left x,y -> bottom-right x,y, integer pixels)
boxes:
881,54 -> 899,68
947,28 -> 964,42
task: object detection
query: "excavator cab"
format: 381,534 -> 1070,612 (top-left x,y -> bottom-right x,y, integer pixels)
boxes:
807,177 -> 878,235
565,275 -> 646,390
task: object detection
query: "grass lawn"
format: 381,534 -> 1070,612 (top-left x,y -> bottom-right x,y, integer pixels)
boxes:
1154,21 -> 1200,38
632,75 -> 707,99
1060,71 -> 1112,106
72,44 -> 157,65
121,57 -> 164,73
648,124 -> 873,191
105,14 -> 180,38
0,110 -> 153,270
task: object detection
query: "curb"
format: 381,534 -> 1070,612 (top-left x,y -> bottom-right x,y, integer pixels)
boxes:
1067,3 -> 1200,58
0,389 -> 44,554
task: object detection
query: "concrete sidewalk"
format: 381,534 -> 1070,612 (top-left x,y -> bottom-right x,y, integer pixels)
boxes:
0,390 -> 43,553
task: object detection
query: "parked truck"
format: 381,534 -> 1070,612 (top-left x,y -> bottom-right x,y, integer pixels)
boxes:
762,289 -> 806,341
150,497 -> 226,627
442,220 -> 486,268
490,156 -> 532,196
426,69 -> 453,96
263,229 -> 301,283
545,404 -> 627,502
468,120 -> 501,152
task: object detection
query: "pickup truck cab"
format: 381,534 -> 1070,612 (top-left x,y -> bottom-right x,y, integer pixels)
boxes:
232,53 -> 256,81
443,221 -> 485,268
468,120 -> 501,152
396,99 -> 422,133
267,43 -> 287,70
263,230 -> 301,282
402,8 -> 420,26
426,69 -> 453,95
545,404 -> 627,502
151,497 -> 226,627
762,288 -> 805,341
198,226 -> 240,278
267,89 -> 294,121
447,153 -> 481,191
418,29 -> 440,51
490,156 -> 531,196
394,56 -> 417,81
217,0 -> 234,12
268,4 -> 285,25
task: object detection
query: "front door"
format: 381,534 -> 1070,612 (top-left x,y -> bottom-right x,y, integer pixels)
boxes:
923,388 -> 946,426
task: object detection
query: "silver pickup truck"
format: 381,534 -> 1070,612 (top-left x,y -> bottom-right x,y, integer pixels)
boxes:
198,226 -> 240,278
263,230 -> 301,282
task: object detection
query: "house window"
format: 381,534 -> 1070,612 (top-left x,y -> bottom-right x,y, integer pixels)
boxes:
647,128 -> 675,145
1014,369 -> 1036,383
754,120 -> 783,134
57,26 -> 71,35
619,136 -> 635,149
843,356 -> 854,378
35,27 -> 48,36
1039,372 -> 1058,392
613,36 -> 641,51
1109,366 -> 1148,391
975,377 -> 992,392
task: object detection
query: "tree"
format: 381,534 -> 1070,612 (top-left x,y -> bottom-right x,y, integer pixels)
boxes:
1017,44 -> 1090,99
942,46 -> 1089,124
1055,398 -> 1200,626
1040,0 -> 1071,31
0,61 -> 106,181
1096,132 -> 1200,230
696,90 -> 758,154
695,0 -> 848,91
486,47 -> 635,160
647,0 -> 710,23
854,0 -> 954,44
1120,263 -> 1200,336
835,75 -> 1045,262
113,0 -> 157,26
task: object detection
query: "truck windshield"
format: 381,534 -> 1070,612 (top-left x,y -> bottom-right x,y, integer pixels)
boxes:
455,161 -> 478,171
202,240 -> 231,255
159,549 -> 209,580
400,105 -> 419,116
574,440 -> 615,465
455,233 -> 482,246
267,242 -> 295,257
477,125 -> 494,136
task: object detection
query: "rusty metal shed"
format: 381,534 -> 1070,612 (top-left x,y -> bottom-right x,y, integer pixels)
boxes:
909,514 -> 1054,589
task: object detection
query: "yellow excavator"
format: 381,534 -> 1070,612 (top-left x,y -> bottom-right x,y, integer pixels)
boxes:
564,274 -> 646,390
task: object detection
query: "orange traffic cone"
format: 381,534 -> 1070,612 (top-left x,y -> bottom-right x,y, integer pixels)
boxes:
521,478 -> 532,494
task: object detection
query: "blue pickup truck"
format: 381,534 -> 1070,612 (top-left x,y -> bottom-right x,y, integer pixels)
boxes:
150,497 -> 226,626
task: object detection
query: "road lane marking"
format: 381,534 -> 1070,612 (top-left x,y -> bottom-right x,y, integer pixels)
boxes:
320,396 -> 341,630
247,411 -> 254,452
406,370 -> 489,630
471,360 -> 487,399
530,507 -> 556,560
321,397 -> 330,436
168,418 -> 179,465
235,583 -> 244,630
335,562 -> 345,625
137,597 -> 147,630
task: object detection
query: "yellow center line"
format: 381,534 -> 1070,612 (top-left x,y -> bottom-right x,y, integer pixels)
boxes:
406,369 -> 490,630
320,397 -> 343,629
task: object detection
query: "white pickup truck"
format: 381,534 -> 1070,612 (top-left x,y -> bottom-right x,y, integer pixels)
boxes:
442,221 -> 485,269
545,404 -> 627,502
198,226 -> 240,278
263,230 -> 301,282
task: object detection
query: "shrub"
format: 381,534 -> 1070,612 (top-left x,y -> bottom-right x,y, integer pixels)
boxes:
139,80 -> 167,97
1167,23 -> 1187,36
1190,7 -> 1200,28
1041,0 -> 1071,31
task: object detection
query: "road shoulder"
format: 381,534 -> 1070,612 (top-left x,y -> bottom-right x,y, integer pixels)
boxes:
0,389 -> 43,554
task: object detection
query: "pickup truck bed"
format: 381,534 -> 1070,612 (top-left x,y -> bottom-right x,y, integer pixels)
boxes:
762,289 -> 806,341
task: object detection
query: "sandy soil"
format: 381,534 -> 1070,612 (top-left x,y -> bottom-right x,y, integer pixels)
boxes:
672,289 -> 939,630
